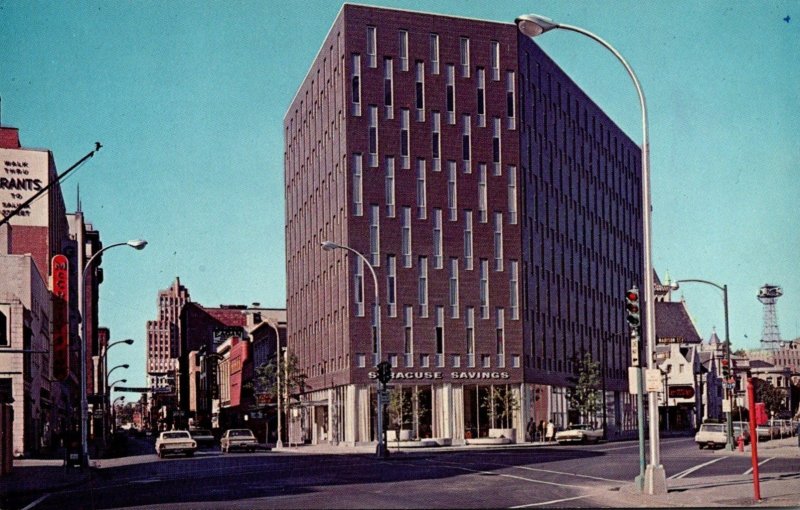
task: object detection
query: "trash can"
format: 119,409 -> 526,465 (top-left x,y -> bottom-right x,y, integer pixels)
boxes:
65,434 -> 82,468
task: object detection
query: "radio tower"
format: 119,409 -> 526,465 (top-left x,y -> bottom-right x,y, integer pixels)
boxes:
758,284 -> 783,350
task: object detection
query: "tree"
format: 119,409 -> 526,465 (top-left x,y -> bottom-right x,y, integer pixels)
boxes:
250,350 -> 308,408
386,387 -> 427,443
481,384 -> 519,429
568,352 -> 602,424
752,378 -> 785,416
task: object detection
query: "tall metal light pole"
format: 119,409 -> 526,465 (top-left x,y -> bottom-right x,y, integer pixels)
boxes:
321,240 -> 386,458
100,339 -> 133,445
515,14 -> 664,494
80,239 -> 147,465
267,320 -> 283,448
670,279 -> 733,450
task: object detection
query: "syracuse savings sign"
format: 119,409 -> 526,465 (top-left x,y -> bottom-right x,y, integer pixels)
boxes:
368,370 -> 511,381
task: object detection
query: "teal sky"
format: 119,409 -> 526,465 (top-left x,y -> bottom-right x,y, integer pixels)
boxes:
1,0 -> 798,390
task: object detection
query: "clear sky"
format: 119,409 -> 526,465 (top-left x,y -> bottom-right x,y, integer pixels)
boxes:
1,0 -> 798,392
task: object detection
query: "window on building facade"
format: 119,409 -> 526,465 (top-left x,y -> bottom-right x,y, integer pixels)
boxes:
496,308 -> 505,366
490,40 -> 500,81
480,258 -> 489,319
368,105 -> 378,167
431,111 -> 441,171
399,30 -> 409,71
494,212 -> 503,271
384,57 -> 394,119
462,114 -> 471,173
354,257 -> 365,316
447,161 -> 458,221
415,61 -> 425,121
367,26 -> 377,68
446,65 -> 455,124
508,166 -> 518,224
492,117 -> 502,176
509,260 -> 519,320
506,71 -> 516,129
385,156 -> 396,217
430,33 -> 440,75
460,37 -> 470,77
433,208 -> 443,269
435,306 -> 445,364
401,207 -> 412,268
400,108 -> 410,169
418,256 -> 429,317
416,159 -> 427,219
449,257 -> 460,318
387,255 -> 397,317
478,165 -> 488,223
464,210 -> 474,270
466,306 -> 475,367
370,204 -> 380,266
403,305 -> 414,366
353,153 -> 363,216
351,54 -> 361,116
476,67 -> 486,127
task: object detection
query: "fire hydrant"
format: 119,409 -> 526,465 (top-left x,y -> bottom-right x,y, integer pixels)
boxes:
737,435 -> 745,452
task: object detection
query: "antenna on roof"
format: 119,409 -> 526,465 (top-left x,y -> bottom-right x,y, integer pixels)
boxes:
77,183 -> 82,213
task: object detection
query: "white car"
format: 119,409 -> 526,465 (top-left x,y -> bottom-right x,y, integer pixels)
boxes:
221,428 -> 258,453
695,423 -> 727,449
155,430 -> 197,458
554,424 -> 603,444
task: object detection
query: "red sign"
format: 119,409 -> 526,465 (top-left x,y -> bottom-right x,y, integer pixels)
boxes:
51,255 -> 69,381
668,385 -> 695,399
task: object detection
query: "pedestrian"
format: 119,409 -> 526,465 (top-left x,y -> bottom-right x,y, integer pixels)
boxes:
546,420 -> 555,442
526,417 -> 536,442
539,420 -> 546,442
796,421 -> 800,448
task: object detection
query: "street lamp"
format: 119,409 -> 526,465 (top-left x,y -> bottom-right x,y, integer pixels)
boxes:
100,339 -> 134,445
670,279 -> 733,450
112,396 -> 126,433
267,320 -> 283,448
321,240 -> 386,458
80,239 -> 147,465
515,14 -> 664,494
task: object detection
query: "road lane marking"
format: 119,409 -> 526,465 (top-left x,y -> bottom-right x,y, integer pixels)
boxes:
744,456 -> 774,475
501,465 -> 627,484
593,438 -> 688,452
669,456 -> 726,479
510,494 -> 597,508
21,494 -> 49,510
447,464 -> 588,489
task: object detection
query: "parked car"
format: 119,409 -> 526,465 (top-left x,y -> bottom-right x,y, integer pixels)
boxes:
221,428 -> 258,453
189,429 -> 215,448
756,422 -> 779,441
554,424 -> 603,444
155,430 -> 197,458
776,420 -> 793,438
695,423 -> 727,449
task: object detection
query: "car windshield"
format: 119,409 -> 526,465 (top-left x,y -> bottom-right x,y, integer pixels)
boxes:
702,424 -> 724,432
163,432 -> 190,439
230,430 -> 253,437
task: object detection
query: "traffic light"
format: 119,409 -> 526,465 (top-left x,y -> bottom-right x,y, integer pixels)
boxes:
377,361 -> 392,385
625,287 -> 641,328
721,358 -> 730,380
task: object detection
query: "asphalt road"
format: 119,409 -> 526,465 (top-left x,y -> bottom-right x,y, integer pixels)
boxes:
13,436 -> 799,509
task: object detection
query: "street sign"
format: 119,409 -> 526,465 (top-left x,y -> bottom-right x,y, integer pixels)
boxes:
630,336 -> 640,367
628,367 -> 641,395
722,399 -> 731,413
645,369 -> 663,393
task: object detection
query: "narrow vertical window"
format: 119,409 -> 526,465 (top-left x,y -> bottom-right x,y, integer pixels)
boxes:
447,161 -> 458,221
403,305 -> 414,366
351,54 -> 362,116
415,61 -> 425,121
399,30 -> 409,71
492,117 -> 502,176
387,255 -> 397,317
355,257 -> 365,316
433,208 -> 443,269
431,111 -> 441,171
370,204 -> 380,266
478,164 -> 488,223
385,157 -> 396,217
459,37 -> 470,78
479,259 -> 489,319
476,67 -> 486,127
384,58 -> 394,119
435,306 -> 445,360
353,153 -> 363,216
464,210 -> 473,270
400,108 -> 410,169
506,71 -> 516,129
462,114 -> 471,173
508,166 -> 518,224
430,33 -> 440,75
449,258 -> 460,318
465,307 -> 475,367
446,65 -> 456,124
494,212 -> 503,271
490,40 -> 500,81
416,159 -> 427,219
367,26 -> 377,68
401,207 -> 412,268
509,260 -> 519,320
368,105 -> 378,167
418,256 -> 429,317
496,308 -> 505,366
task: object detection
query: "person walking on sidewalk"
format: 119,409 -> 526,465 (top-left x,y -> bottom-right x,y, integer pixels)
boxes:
546,420 -> 555,443
796,421 -> 800,448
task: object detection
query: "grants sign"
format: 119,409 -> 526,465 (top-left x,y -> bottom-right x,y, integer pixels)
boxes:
0,148 -> 50,226
368,370 -> 511,381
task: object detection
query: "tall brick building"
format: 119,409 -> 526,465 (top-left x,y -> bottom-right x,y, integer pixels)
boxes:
284,5 -> 643,446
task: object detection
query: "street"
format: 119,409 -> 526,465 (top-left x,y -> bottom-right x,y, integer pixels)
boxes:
6,436 -> 798,509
